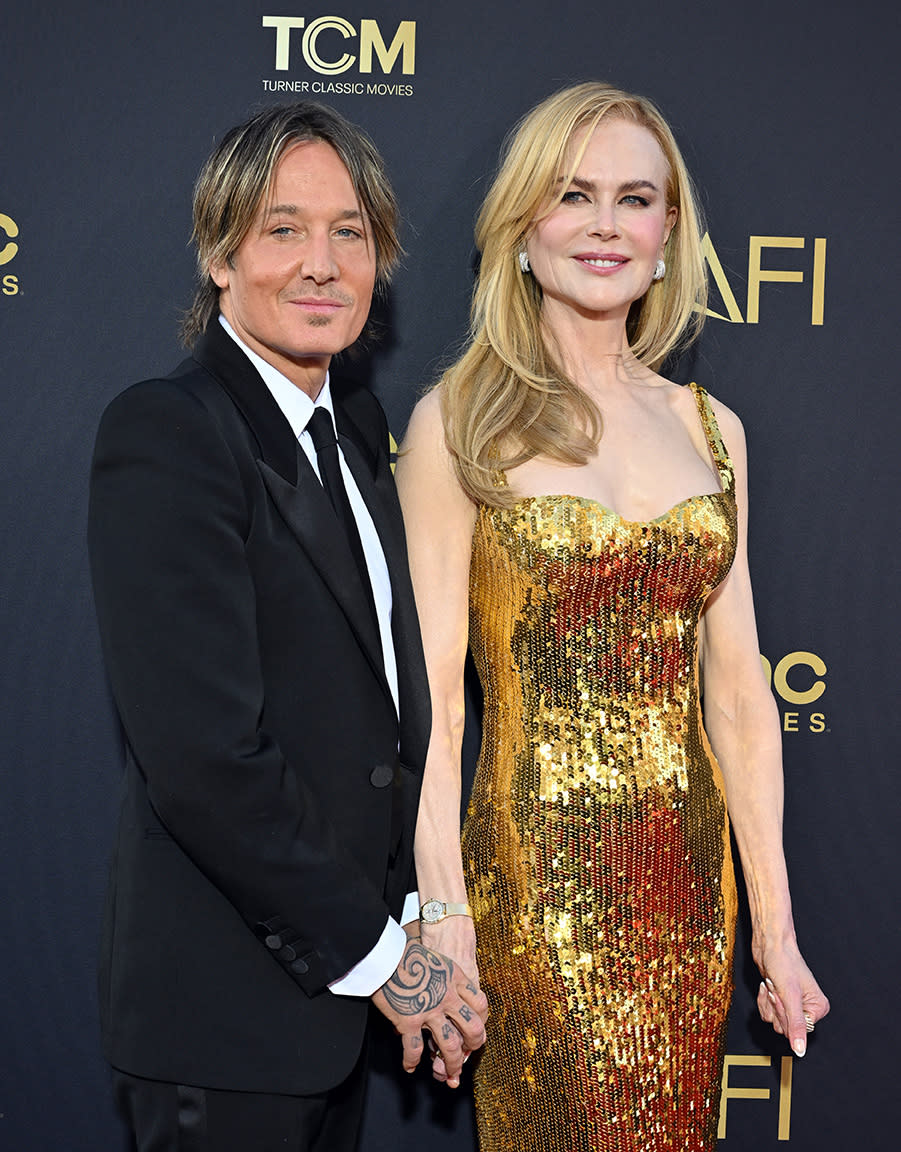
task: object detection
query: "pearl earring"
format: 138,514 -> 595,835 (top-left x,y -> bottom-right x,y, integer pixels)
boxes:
518,250 -> 531,273
653,258 -> 666,281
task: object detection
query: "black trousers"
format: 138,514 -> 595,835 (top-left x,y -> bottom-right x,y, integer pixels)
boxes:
112,1044 -> 368,1152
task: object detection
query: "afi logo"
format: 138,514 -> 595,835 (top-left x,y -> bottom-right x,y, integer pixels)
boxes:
701,234 -> 827,326
263,16 -> 415,75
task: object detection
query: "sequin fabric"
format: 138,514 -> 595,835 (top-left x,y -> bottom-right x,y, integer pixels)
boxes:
463,384 -> 738,1151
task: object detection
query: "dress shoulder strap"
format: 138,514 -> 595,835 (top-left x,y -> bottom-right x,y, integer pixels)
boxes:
688,382 -> 734,493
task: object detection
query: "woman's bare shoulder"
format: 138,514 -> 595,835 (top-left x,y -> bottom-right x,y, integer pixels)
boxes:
402,386 -> 445,449
702,387 -> 745,446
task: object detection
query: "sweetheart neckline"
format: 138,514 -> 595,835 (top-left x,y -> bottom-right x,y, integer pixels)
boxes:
493,488 -> 731,528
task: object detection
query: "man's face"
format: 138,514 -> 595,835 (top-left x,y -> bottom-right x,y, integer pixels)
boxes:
212,140 -> 377,393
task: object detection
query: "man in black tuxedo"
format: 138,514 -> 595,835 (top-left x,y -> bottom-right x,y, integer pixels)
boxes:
88,102 -> 487,1152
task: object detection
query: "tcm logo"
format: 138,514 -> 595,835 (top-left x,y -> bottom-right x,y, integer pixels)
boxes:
263,16 -> 415,75
701,234 -> 827,326
761,650 -> 827,734
0,213 -> 19,296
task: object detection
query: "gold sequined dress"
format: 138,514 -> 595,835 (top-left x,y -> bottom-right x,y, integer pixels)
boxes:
463,384 -> 738,1151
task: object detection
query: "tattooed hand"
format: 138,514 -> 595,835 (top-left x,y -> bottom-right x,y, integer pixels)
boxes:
372,939 -> 489,1088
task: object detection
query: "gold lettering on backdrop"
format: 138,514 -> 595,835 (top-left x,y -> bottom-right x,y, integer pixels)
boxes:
778,1056 -> 793,1140
699,234 -> 827,324
718,1055 -> 794,1140
773,651 -> 827,705
263,16 -> 416,75
263,16 -> 305,71
747,236 -> 804,323
0,213 -> 19,265
358,19 -> 415,74
811,238 -> 827,325
700,232 -> 744,322
718,1055 -> 770,1139
761,652 -> 828,733
302,16 -> 356,74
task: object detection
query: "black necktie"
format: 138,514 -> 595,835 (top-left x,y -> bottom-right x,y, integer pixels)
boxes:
306,407 -> 379,632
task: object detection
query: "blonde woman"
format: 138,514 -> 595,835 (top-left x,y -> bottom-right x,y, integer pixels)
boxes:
397,83 -> 828,1149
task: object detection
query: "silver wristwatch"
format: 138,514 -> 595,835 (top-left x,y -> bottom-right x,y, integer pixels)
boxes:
419,899 -> 473,924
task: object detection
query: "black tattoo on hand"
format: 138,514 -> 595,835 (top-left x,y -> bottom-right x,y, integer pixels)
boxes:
458,1003 -> 473,1022
382,943 -> 451,1016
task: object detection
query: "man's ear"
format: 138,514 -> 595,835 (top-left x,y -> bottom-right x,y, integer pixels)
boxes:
209,257 -> 230,290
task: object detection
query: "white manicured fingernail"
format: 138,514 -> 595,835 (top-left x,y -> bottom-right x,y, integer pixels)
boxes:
792,1040 -> 806,1058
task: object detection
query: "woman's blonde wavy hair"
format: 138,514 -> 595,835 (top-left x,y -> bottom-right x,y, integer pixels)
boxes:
439,82 -> 708,507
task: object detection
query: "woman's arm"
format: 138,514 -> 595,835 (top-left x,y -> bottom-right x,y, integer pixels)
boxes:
395,389 -> 480,983
699,398 -> 829,1057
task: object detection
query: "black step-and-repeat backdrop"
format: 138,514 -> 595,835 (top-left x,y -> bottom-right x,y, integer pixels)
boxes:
2,2 -> 896,1148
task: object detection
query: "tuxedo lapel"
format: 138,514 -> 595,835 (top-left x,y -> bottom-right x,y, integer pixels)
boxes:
192,321 -> 301,479
256,451 -> 392,705
193,323 -> 391,701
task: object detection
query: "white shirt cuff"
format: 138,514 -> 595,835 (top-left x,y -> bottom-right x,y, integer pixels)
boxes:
401,890 -> 420,927
328,892 -> 420,998
328,918 -> 406,997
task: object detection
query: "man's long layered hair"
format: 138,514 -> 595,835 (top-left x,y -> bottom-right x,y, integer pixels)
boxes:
181,102 -> 401,347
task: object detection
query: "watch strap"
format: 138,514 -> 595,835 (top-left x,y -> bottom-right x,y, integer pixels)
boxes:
440,901 -> 473,918
419,899 -> 473,922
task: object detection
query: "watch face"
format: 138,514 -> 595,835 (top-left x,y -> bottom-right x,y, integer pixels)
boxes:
421,900 -> 444,923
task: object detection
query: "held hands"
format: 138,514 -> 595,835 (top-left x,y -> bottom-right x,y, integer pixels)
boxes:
372,933 -> 488,1088
755,938 -> 830,1058
419,915 -> 483,1084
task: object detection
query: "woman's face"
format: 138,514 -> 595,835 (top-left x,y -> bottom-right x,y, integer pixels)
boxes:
525,118 -> 677,327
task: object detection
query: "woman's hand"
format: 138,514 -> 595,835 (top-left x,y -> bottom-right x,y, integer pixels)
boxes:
756,940 -> 830,1057
421,914 -> 480,983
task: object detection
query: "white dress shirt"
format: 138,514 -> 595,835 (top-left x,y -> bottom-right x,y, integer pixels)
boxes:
219,316 -> 417,996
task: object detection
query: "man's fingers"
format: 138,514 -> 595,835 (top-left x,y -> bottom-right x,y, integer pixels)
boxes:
401,1028 -> 425,1073
450,1001 -> 487,1052
426,1017 -> 466,1087
456,977 -> 490,1044
461,975 -> 489,1011
462,984 -> 490,1022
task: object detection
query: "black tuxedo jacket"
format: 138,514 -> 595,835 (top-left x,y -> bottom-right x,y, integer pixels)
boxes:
88,320 -> 429,1095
